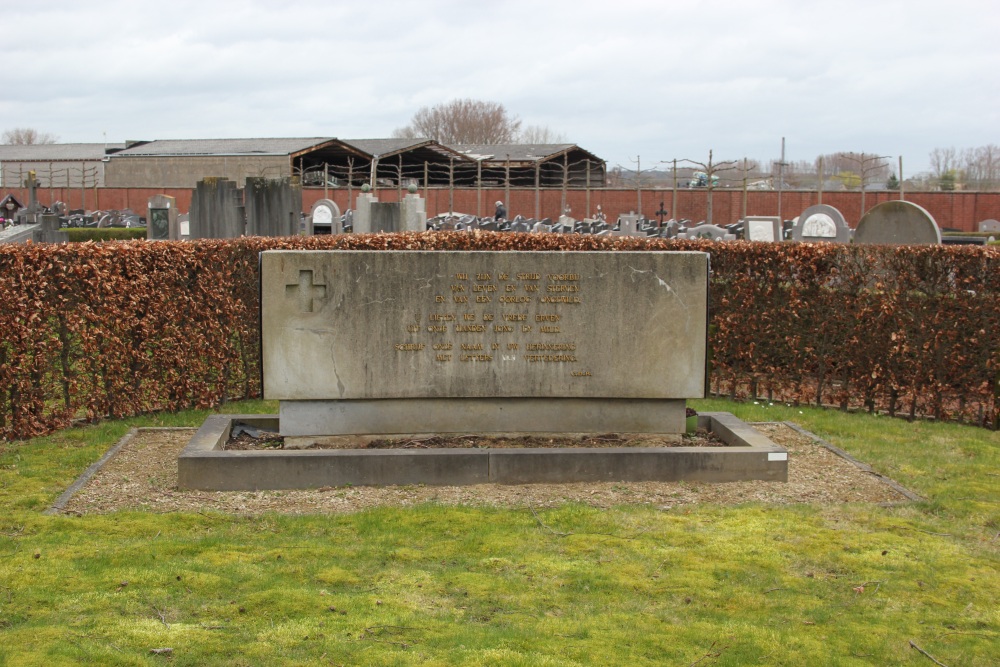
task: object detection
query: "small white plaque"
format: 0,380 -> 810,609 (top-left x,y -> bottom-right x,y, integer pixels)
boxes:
767,452 -> 788,461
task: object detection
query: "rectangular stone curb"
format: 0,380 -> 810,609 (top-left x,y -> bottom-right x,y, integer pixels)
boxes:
178,411 -> 787,490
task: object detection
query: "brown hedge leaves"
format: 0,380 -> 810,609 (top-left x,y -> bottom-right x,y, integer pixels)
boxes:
1,233 -> 997,440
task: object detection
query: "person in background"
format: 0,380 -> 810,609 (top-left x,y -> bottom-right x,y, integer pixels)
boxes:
494,200 -> 507,221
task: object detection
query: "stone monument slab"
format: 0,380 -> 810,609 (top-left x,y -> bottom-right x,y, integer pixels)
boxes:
854,201 -> 941,245
978,219 -> 1000,233
147,194 -> 179,241
261,251 -> 709,437
743,216 -> 782,242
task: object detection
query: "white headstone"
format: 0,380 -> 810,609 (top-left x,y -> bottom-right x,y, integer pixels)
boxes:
743,216 -> 782,242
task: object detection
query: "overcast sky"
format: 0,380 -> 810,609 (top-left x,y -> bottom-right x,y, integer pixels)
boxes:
2,0 -> 996,175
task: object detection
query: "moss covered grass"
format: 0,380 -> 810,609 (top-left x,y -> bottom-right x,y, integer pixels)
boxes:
0,399 -> 997,665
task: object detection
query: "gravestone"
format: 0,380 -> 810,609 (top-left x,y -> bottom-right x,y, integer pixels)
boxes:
979,219 -> 1000,233
792,204 -> 851,243
178,213 -> 190,239
147,194 -> 179,241
743,216 -> 782,242
309,199 -> 342,235
189,178 -> 244,239
245,177 -> 301,237
510,220 -> 531,233
261,251 -> 709,441
531,221 -> 552,233
681,224 -> 731,241
617,212 -> 641,237
352,186 -> 377,234
854,201 -> 942,245
38,214 -> 68,243
400,186 -> 427,231
370,202 -> 402,233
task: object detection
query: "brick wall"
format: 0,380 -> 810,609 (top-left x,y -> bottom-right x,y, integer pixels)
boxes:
6,186 -> 1000,232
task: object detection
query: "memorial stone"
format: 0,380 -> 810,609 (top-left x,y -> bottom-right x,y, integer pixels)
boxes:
147,194 -> 179,241
791,204 -> 851,243
854,201 -> 942,245
401,190 -> 427,232
978,219 -> 1000,233
616,212 -> 643,237
189,178 -> 244,239
262,251 -> 709,441
309,199 -> 342,235
353,187 -> 377,234
245,177 -> 302,237
743,216 -> 782,242
685,224 -> 730,241
370,202 -> 402,232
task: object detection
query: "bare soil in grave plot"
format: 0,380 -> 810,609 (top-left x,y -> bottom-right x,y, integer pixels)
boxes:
225,431 -> 725,450
58,423 -> 913,515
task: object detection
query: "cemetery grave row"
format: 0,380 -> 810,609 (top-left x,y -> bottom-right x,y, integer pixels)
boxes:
0,233 -> 997,441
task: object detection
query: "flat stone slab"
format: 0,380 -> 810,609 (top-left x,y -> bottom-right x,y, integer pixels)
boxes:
177,412 -> 788,490
261,250 -> 709,401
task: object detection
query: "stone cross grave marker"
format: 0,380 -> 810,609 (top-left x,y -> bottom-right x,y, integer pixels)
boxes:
261,250 -> 709,442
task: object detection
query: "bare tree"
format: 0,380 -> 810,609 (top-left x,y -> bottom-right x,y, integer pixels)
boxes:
929,147 -> 959,179
2,127 -> 58,145
392,99 -> 522,144
960,144 -> 1000,190
518,125 -> 567,144
681,150 -> 740,225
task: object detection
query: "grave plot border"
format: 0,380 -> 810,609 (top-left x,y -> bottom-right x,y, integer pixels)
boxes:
177,412 -> 788,490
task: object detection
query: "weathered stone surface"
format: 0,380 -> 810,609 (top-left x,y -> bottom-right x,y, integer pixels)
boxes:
176,412 -> 788,490
261,251 -> 709,401
792,204 -> 851,243
245,177 -> 301,237
854,201 -> 941,245
279,398 -> 686,437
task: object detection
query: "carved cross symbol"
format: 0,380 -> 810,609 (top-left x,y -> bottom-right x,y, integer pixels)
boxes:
286,269 -> 326,313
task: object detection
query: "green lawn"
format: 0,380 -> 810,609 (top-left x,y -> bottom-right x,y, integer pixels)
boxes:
0,399 -> 996,666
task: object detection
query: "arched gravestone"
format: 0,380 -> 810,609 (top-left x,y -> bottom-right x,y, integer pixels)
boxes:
853,201 -> 941,245
309,199 -> 342,235
792,204 -> 851,243
979,219 -> 1000,233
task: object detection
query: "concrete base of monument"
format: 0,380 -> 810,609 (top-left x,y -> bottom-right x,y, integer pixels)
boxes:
178,412 -> 788,491
278,398 -> 688,439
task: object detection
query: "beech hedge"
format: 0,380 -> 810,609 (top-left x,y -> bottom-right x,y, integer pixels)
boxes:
1,233 -> 997,440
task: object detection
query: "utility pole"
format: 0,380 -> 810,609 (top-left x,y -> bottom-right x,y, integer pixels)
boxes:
630,155 -> 642,214
671,158 -> 678,222
817,156 -> 824,205
899,156 -> 905,201
777,137 -> 787,222
741,158 -> 750,220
